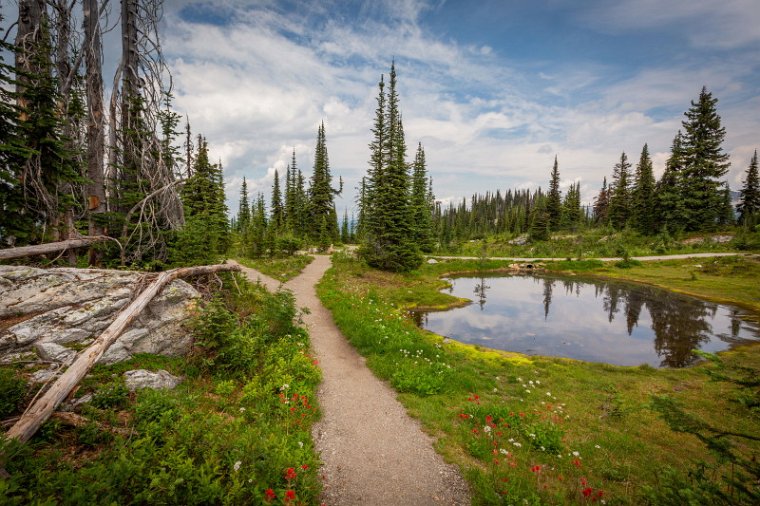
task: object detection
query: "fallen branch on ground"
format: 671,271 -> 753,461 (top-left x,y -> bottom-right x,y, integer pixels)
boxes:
0,236 -> 112,261
4,263 -> 240,445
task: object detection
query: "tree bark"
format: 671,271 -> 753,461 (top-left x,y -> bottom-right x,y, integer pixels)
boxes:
84,0 -> 107,265
5,263 -> 241,444
0,236 -> 110,260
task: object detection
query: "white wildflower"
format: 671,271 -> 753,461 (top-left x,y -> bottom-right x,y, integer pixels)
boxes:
233,461 -> 242,472
500,449 -> 508,455
484,426 -> 492,433
513,442 -> 522,447
280,383 -> 290,391
298,441 -> 304,448
595,444 -> 601,449
546,391 -> 552,396
572,451 -> 580,457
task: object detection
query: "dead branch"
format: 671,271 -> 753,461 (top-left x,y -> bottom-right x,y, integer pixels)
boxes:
4,263 -> 240,445
0,236 -> 111,261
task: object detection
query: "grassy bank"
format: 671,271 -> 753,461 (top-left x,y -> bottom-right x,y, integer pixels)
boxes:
1,274 -> 322,505
235,255 -> 314,282
318,252 -> 759,504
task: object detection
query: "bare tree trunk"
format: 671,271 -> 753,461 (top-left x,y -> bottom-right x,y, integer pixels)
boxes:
5,263 -> 241,444
0,236 -> 111,260
84,0 -> 107,265
52,0 -> 77,264
118,0 -> 140,215
14,0 -> 44,113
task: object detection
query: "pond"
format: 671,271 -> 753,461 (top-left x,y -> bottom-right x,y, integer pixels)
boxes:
414,274 -> 760,368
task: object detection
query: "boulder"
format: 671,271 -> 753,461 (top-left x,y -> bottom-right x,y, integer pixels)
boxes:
123,369 -> 182,391
0,266 -> 200,365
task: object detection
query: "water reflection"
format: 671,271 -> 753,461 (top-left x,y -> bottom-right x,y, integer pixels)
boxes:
416,274 -> 760,368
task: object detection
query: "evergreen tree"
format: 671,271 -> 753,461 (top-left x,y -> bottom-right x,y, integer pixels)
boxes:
546,155 -> 562,230
529,192 -> 550,241
718,183 -> 734,226
737,150 -> 760,225
608,152 -> 632,229
271,168 -> 284,229
593,177 -> 610,225
238,177 -> 250,231
657,132 -> 686,232
360,63 -> 421,271
0,19 -> 34,245
307,121 -> 341,243
561,182 -> 582,231
410,143 -> 434,252
631,144 -> 656,234
340,209 -> 350,244
680,87 -> 730,230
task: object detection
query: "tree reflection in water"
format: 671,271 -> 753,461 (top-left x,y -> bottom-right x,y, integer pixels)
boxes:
416,274 -> 759,368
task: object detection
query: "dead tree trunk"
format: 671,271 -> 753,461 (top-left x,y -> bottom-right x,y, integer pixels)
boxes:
5,263 -> 241,444
0,236 -> 111,261
84,0 -> 107,265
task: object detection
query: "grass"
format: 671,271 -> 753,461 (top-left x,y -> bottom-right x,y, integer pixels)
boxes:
0,274 -> 322,505
235,254 -> 314,282
317,251 -> 760,505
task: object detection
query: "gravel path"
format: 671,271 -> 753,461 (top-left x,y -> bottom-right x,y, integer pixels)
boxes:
235,256 -> 470,505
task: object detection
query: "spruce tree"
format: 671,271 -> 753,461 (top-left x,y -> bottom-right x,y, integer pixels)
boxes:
546,155 -> 562,230
271,168 -> 284,229
608,152 -> 632,229
307,121 -> 341,243
360,63 -> 421,271
561,182 -> 582,231
680,87 -> 730,230
341,209 -> 350,244
238,177 -> 250,231
737,150 -> 759,225
593,177 -> 610,225
631,144 -> 656,234
657,132 -> 686,232
410,143 -> 434,252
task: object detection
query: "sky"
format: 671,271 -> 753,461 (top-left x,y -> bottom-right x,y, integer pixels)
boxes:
7,0 -> 760,215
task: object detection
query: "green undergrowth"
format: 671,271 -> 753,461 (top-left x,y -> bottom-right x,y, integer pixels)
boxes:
1,273 -> 322,505
236,255 -> 314,282
317,252 -> 760,505
444,227 -> 758,259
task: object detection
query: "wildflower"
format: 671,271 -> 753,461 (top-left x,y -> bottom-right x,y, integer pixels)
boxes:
535,380 -> 541,385
525,389 -> 531,394
582,487 -> 593,497
239,407 -> 246,413
517,377 -> 523,382
572,451 -> 580,457
301,464 -> 309,470
284,467 -> 297,480
595,444 -> 601,449
531,465 -> 541,473
280,383 -> 290,391
264,488 -> 276,501
285,490 -> 296,501
513,442 -> 522,447
529,433 -> 536,439
546,391 -> 551,396
500,449 -> 509,455
233,461 -> 241,472
484,425 -> 492,433
298,441 -> 304,448
572,458 -> 582,468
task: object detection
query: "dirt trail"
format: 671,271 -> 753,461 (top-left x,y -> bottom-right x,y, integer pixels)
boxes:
238,255 -> 469,505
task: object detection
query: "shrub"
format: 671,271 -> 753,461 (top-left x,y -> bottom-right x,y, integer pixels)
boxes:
0,368 -> 27,418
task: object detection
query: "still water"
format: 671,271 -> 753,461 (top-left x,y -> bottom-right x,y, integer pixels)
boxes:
415,274 -> 760,368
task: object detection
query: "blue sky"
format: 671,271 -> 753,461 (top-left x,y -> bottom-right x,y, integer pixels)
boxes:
160,0 -> 760,212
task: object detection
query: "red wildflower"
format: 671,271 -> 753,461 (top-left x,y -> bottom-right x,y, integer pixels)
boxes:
285,490 -> 296,502
485,415 -> 494,425
530,465 -> 541,473
301,464 -> 309,470
284,467 -> 297,480
573,458 -> 582,468
582,487 -> 593,497
264,488 -> 276,501
458,413 -> 470,419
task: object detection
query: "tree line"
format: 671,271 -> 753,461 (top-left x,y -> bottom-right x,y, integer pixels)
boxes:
0,1 -> 229,267
233,121 -> 343,258
434,87 -> 759,248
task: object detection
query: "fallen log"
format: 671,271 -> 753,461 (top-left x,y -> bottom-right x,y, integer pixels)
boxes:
4,263 -> 240,444
0,236 -> 111,261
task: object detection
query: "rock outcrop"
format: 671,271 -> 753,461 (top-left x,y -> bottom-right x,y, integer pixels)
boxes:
0,266 -> 200,366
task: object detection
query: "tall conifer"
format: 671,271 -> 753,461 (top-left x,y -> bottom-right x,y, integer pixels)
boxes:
680,87 -> 730,230
547,156 -> 562,230
608,152 -> 632,229
737,150 -> 760,225
631,144 -> 656,233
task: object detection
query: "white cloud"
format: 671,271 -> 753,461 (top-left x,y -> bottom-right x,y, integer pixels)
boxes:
159,0 -> 759,213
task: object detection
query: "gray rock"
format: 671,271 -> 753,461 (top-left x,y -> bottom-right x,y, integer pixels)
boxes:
123,369 -> 182,391
508,234 -> 529,246
30,366 -> 59,384
0,266 -> 200,365
426,258 -> 438,264
35,342 -> 77,365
